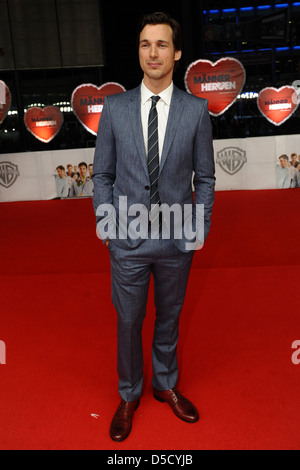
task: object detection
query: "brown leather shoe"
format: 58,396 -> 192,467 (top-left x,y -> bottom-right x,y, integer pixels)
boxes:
153,388 -> 199,423
109,399 -> 140,442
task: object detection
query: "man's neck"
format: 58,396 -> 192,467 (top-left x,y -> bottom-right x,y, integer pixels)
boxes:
143,76 -> 173,95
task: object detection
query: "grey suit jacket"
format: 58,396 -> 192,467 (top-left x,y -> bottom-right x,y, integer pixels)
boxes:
92,84 -> 215,252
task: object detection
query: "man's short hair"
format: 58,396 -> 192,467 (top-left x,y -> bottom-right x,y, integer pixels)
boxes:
279,155 -> 288,160
56,165 -> 65,171
137,11 -> 183,53
78,162 -> 88,168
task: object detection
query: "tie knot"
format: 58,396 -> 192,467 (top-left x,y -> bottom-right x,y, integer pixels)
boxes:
151,96 -> 160,106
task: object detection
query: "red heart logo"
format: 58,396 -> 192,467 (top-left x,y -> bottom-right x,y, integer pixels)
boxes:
257,86 -> 299,126
184,58 -> 246,116
24,106 -> 63,143
71,82 -> 126,135
0,81 -> 11,125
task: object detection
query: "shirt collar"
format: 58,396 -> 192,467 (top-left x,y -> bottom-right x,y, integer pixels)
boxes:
141,81 -> 173,106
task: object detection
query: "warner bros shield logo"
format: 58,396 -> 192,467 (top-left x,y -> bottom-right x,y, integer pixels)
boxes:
216,147 -> 247,175
0,162 -> 20,188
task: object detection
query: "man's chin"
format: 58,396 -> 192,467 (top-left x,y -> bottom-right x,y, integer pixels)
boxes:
146,70 -> 164,80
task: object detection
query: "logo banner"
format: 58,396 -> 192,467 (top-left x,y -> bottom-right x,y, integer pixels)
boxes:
71,82 -> 126,135
257,86 -> 299,126
184,58 -> 246,116
0,162 -> 20,188
216,147 -> 247,176
24,106 -> 63,143
1,136 -> 300,202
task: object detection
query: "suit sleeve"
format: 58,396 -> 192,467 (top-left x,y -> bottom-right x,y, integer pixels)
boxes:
193,100 -> 216,243
92,97 -> 116,236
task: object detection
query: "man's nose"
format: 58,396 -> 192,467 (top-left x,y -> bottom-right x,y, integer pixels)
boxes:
149,45 -> 158,58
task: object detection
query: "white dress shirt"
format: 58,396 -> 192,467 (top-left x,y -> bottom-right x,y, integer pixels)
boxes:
141,81 -> 173,162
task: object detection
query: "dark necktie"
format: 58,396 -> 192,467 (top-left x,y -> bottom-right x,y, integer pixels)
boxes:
147,96 -> 161,226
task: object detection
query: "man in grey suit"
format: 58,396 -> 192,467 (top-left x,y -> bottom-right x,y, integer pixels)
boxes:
92,12 -> 215,442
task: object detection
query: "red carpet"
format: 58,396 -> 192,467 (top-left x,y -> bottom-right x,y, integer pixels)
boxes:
0,190 -> 300,450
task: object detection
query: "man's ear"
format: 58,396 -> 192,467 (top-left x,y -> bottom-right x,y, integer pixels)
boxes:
174,50 -> 182,62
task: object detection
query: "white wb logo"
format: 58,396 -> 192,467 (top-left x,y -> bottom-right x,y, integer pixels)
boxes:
0,340 -> 6,365
292,80 -> 300,105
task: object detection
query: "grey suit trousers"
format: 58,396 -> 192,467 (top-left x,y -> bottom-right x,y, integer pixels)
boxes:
108,235 -> 194,402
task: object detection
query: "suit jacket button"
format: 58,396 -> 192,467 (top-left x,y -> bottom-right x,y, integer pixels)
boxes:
145,185 -> 150,191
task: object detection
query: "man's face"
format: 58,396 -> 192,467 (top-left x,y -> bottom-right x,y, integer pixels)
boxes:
57,168 -> 64,178
280,158 -> 287,168
139,24 -> 181,84
79,165 -> 87,178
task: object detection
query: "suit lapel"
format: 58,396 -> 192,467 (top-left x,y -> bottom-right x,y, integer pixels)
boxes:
160,86 -> 184,175
128,86 -> 149,178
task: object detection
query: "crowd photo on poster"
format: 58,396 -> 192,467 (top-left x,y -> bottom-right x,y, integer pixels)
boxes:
55,161 -> 94,198
277,152 -> 300,189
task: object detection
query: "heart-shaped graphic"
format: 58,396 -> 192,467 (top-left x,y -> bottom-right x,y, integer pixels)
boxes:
24,106 -> 63,143
184,58 -> 246,116
71,82 -> 126,135
257,86 -> 299,126
0,81 -> 11,125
